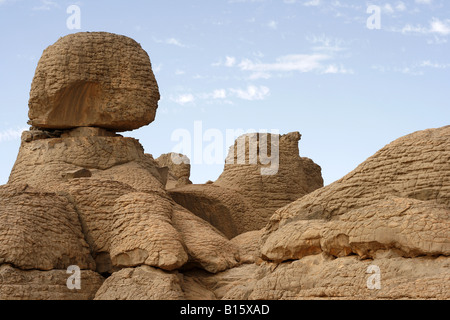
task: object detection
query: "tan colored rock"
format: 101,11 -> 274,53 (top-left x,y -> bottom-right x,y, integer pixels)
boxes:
230,230 -> 264,264
247,255 -> 450,300
261,220 -> 323,262
61,178 -> 136,273
62,168 -> 92,180
94,266 -> 184,300
172,206 -> 240,273
180,275 -> 217,300
169,184 -> 252,239
183,264 -> 263,300
262,197 -> 450,262
268,126 -> 450,231
0,184 -> 95,271
28,32 -> 160,131
184,254 -> 450,300
9,133 -> 167,194
109,192 -> 188,271
215,132 -> 323,228
156,153 -> 192,189
0,265 -> 104,300
321,197 -> 450,259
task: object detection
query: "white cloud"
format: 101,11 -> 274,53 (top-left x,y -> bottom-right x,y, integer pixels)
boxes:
307,35 -> 346,52
0,127 -> 27,143
420,60 -> 450,69
415,0 -> 432,4
32,0 -> 58,11
225,56 -> 236,67
400,18 -> 450,36
211,89 -> 227,99
212,56 -> 237,67
171,94 -> 195,105
396,2 -> 406,11
230,85 -> 270,101
303,0 -> 320,7
248,72 -> 272,80
322,64 -> 354,74
382,2 -> 406,15
267,20 -> 278,29
175,69 -> 185,75
166,38 -> 187,47
154,37 -> 188,48
238,54 -> 330,73
430,18 -> 450,35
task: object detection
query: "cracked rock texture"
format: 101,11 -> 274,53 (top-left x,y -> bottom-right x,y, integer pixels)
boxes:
261,197 -> 450,262
0,265 -> 104,300
28,32 -> 160,131
155,153 -> 192,189
0,184 -> 95,271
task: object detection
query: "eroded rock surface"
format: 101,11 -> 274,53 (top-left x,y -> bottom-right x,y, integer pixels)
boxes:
155,153 -> 192,189
0,184 -> 95,271
28,32 -> 160,131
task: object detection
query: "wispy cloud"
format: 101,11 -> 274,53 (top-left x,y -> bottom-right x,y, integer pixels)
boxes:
400,18 -> 450,36
229,85 -> 270,101
238,54 -> 330,73
170,85 -> 271,106
153,37 -> 188,48
0,127 -> 27,143
303,0 -> 320,7
371,59 -> 450,75
237,53 -> 353,76
171,94 -> 195,105
32,0 -> 59,11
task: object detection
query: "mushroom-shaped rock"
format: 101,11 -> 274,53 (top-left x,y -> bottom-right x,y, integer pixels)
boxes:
28,32 -> 160,131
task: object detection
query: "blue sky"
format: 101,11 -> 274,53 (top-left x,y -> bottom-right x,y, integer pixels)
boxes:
0,0 -> 449,186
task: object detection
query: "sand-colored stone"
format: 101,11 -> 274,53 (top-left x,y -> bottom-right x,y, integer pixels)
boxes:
261,197 -> 450,262
169,184 -> 252,239
214,132 -> 323,227
9,132 -> 167,194
182,254 -> 450,300
230,230 -> 264,264
0,265 -> 104,300
155,153 -> 192,189
28,32 -> 160,131
94,266 -> 184,300
0,184 -> 95,271
172,206 -> 240,274
109,192 -> 188,271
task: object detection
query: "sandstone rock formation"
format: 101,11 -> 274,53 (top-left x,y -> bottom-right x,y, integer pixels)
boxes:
155,153 -> 192,189
170,132 -> 324,238
28,32 -> 160,131
1,31 -> 448,301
